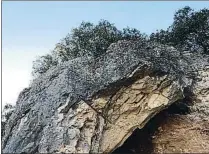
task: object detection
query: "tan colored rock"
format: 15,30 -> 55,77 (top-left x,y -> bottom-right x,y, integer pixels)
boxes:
60,69 -> 209,154
145,68 -> 209,154
152,115 -> 209,153
52,75 -> 183,153
95,76 -> 182,153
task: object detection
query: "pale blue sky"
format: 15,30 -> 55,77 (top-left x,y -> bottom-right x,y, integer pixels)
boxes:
2,1 -> 209,106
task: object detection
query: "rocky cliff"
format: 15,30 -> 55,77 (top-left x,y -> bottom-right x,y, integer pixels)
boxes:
2,40 -> 209,153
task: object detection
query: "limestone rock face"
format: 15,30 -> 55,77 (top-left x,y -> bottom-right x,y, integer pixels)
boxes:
191,66 -> 209,119
151,67 -> 209,153
91,75 -> 182,153
2,40 -> 209,153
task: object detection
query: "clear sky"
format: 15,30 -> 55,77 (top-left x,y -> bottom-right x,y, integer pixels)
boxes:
2,1 -> 209,107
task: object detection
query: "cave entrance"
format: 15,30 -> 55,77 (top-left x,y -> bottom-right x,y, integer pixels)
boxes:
112,99 -> 191,154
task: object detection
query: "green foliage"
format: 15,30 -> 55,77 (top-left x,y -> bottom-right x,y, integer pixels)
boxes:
32,7 -> 209,77
69,20 -> 122,58
122,27 -> 146,41
32,20 -> 146,77
52,20 -> 146,60
150,6 -> 209,53
32,54 -> 58,77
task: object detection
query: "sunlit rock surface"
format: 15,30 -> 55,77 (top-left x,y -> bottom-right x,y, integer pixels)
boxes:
2,40 -> 209,153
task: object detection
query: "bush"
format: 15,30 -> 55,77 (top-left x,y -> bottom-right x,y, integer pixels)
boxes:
32,7 -> 209,77
32,20 -> 146,77
32,54 -> 58,77
150,6 -> 209,53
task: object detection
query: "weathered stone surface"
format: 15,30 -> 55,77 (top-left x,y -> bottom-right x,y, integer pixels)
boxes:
120,67 -> 209,154
152,114 -> 209,153
190,66 -> 209,119
148,68 -> 209,153
2,40 -> 209,153
92,75 -> 182,153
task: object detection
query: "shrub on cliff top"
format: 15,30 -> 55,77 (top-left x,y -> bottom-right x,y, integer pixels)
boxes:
150,6 -> 209,54
32,7 -> 209,77
32,20 -> 146,77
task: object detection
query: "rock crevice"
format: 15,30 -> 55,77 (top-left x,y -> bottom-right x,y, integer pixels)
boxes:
2,41 -> 209,153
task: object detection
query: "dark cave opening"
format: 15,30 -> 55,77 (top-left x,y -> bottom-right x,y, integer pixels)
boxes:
112,98 -> 191,154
